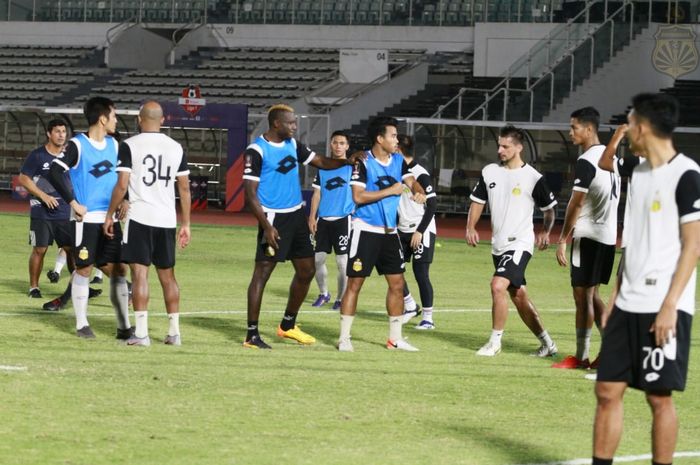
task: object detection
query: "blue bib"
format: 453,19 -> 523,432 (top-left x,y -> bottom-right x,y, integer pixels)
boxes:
354,152 -> 404,228
69,133 -> 118,213
317,165 -> 354,218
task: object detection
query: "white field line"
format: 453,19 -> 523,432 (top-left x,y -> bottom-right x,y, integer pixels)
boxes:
0,365 -> 28,372
515,451 -> 700,465
0,308 -> 577,318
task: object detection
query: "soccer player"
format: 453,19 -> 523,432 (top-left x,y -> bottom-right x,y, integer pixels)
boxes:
104,101 -> 191,347
48,96 -> 132,339
396,134 -> 437,330
337,116 -> 427,352
592,93 -> 700,465
307,130 -> 354,310
552,107 -> 621,369
18,119 -> 72,298
242,104 -> 362,349
466,125 -> 558,357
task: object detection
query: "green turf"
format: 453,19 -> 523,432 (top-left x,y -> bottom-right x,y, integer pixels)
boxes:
1,212 -> 699,465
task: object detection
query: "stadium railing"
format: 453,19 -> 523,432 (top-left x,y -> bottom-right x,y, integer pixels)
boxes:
0,0 -> 580,26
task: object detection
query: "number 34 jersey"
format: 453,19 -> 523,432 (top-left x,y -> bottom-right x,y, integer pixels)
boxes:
116,132 -> 190,228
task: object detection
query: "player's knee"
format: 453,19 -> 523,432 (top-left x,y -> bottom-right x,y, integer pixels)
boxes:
595,383 -> 623,407
490,278 -> 508,295
32,246 -> 48,257
645,391 -> 673,411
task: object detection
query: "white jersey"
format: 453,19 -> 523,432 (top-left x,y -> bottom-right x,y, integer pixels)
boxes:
572,145 -> 621,245
397,162 -> 437,234
116,132 -> 190,228
616,153 -> 700,315
470,162 -> 557,255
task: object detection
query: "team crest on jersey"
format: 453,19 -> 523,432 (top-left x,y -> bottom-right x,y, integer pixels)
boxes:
352,258 -> 363,272
651,192 -> 662,212
78,247 -> 89,261
512,185 -> 522,196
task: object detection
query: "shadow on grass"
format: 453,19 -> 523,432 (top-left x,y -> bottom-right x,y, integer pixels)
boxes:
185,315 -> 247,342
442,423 -> 563,465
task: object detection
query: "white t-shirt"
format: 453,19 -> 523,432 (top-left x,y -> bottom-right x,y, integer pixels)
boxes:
616,153 -> 700,315
470,162 -> 557,255
572,144 -> 621,245
397,162 -> 437,234
116,132 -> 190,228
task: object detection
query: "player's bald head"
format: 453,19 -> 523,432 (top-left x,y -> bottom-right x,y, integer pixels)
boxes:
139,101 -> 163,121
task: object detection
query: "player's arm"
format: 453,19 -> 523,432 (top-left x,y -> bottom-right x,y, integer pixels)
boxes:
242,147 -> 279,249
104,172 -> 129,238
652,170 -> 700,347
308,178 -> 321,235
349,161 -> 402,205
18,154 -> 59,209
598,124 -> 628,172
176,173 -> 191,249
48,140 -> 86,220
601,250 -> 624,329
466,174 -> 487,247
402,162 -> 426,204
411,172 -> 438,249
557,158 -> 595,262
533,176 -> 558,250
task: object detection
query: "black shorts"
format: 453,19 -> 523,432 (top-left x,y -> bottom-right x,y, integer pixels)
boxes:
398,231 -> 435,264
315,216 -> 351,255
347,228 -> 405,277
597,307 -> 692,392
570,237 -> 615,287
121,219 -> 176,269
256,208 -> 314,263
72,221 -> 122,268
29,218 -> 71,248
492,250 -> 531,289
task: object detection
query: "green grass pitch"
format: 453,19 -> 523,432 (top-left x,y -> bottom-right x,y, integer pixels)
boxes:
1,212 -> 699,465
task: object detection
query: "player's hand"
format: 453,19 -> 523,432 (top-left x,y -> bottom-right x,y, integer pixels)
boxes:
555,241 -> 568,266
536,232 -> 550,250
410,231 -> 423,250
308,217 -> 317,235
412,192 -> 427,204
116,199 -> 129,221
465,227 -> 479,247
347,151 -> 367,164
71,201 -> 87,222
600,303 -> 614,329
42,194 -> 59,209
178,225 -> 191,249
612,124 -> 628,144
651,303 -> 677,347
387,183 -> 404,196
264,225 -> 281,250
103,217 -> 115,238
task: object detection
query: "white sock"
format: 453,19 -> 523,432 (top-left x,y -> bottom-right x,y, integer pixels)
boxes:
314,252 -> 329,296
389,315 -> 403,342
489,329 -> 504,346
54,251 -> 66,273
403,293 -> 417,312
110,275 -> 131,330
339,314 -> 354,340
576,328 -> 592,360
336,254 -> 348,300
538,330 -> 553,347
422,307 -> 433,323
134,311 -> 148,338
94,269 -> 103,279
72,273 -> 90,329
168,313 -> 180,337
